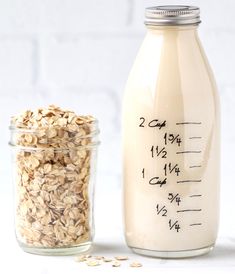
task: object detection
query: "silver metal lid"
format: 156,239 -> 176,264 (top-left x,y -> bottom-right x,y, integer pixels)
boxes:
145,5 -> 201,26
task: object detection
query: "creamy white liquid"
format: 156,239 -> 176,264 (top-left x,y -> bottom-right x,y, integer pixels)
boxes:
123,26 -> 220,252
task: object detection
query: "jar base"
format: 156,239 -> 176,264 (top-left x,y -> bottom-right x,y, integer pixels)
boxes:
130,244 -> 214,259
18,241 -> 92,256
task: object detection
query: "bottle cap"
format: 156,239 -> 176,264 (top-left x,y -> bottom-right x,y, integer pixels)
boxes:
145,5 -> 201,26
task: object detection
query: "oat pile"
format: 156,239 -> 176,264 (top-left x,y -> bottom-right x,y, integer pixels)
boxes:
75,254 -> 143,268
11,105 -> 98,248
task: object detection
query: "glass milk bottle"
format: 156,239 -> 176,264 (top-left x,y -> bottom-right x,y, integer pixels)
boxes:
123,6 -> 220,258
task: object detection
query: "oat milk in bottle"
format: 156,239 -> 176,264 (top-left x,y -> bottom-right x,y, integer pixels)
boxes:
123,6 -> 220,258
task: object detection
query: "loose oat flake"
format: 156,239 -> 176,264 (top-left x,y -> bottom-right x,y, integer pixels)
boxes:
115,255 -> 129,261
112,261 -> 121,267
86,260 -> 100,267
103,257 -> 112,262
130,262 -> 143,268
94,256 -> 104,260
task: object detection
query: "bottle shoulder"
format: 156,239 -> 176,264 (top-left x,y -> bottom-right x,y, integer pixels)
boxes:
125,31 -> 217,94
123,31 -> 219,119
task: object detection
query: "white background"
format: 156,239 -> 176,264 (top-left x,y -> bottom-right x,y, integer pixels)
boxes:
0,0 -> 235,273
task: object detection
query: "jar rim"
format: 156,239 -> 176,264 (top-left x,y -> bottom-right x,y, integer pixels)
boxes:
9,119 -> 100,149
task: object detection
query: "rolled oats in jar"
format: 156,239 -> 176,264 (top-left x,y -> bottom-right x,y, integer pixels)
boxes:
9,105 -> 100,255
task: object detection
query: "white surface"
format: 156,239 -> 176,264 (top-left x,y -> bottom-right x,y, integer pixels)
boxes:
1,186 -> 235,273
2,237 -> 235,274
0,0 -> 235,273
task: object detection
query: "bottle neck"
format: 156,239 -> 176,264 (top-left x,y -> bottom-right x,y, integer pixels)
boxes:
146,25 -> 199,37
145,25 -> 201,50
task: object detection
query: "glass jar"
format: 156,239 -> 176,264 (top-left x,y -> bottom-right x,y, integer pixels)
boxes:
123,6 -> 220,258
9,119 -> 100,255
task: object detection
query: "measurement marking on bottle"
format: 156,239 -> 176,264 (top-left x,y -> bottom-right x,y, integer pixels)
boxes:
164,133 -> 182,146
156,204 -> 167,216
189,136 -> 202,139
169,220 -> 181,232
151,145 -> 167,158
189,165 -> 202,168
177,180 -> 202,184
168,193 -> 181,205
176,122 -> 202,125
164,163 -> 180,176
149,176 -> 167,187
189,194 -> 202,198
176,151 -> 202,154
177,209 -> 202,213
190,223 -> 202,226
142,168 -> 145,178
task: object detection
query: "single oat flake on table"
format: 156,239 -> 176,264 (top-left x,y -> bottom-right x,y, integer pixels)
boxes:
10,105 -> 100,255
